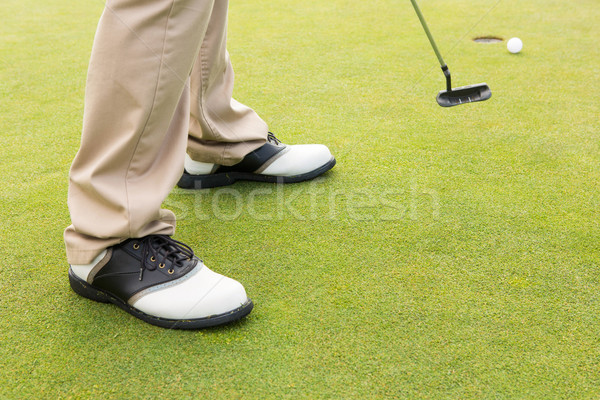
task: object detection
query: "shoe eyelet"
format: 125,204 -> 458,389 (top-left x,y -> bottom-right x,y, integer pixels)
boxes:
133,243 -> 140,250
150,256 -> 156,262
167,269 -> 174,275
159,263 -> 165,269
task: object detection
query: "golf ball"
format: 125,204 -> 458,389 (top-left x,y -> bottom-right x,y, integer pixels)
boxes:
507,37 -> 523,54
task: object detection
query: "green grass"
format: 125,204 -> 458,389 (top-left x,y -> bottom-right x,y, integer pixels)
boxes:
1,0 -> 599,398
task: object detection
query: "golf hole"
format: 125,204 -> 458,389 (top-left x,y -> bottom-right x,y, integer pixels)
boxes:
473,36 -> 503,43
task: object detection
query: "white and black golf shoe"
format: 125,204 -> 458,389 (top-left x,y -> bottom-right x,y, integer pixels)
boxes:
178,133 -> 336,189
68,235 -> 253,329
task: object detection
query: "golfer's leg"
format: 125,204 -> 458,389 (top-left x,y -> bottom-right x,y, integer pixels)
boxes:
65,0 -> 215,264
186,0 -> 268,166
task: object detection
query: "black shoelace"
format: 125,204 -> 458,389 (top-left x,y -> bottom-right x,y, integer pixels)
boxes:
267,132 -> 282,145
138,235 -> 195,280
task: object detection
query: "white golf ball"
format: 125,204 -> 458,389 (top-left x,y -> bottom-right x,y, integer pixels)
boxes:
507,37 -> 523,54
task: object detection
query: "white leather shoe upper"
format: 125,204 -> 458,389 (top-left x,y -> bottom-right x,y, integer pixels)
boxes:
70,249 -> 108,281
184,154 -> 215,175
260,144 -> 332,176
185,144 -> 333,177
130,262 -> 249,320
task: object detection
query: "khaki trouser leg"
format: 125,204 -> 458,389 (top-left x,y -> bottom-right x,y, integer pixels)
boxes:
65,0 -> 218,264
186,0 -> 268,166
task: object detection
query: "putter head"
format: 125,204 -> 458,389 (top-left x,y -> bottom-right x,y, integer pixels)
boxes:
436,83 -> 491,107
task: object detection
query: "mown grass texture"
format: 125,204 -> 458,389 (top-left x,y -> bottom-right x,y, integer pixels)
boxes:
0,0 -> 599,398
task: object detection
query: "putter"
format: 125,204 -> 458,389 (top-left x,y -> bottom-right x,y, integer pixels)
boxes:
410,0 -> 491,107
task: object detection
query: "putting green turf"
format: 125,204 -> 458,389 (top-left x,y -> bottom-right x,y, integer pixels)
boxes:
1,0 -> 599,398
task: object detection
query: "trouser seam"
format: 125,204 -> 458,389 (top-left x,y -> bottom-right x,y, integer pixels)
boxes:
197,32 -> 223,143
122,0 -> 177,238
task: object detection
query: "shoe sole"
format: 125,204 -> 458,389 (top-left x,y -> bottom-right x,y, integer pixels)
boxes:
68,268 -> 254,329
178,157 -> 336,189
